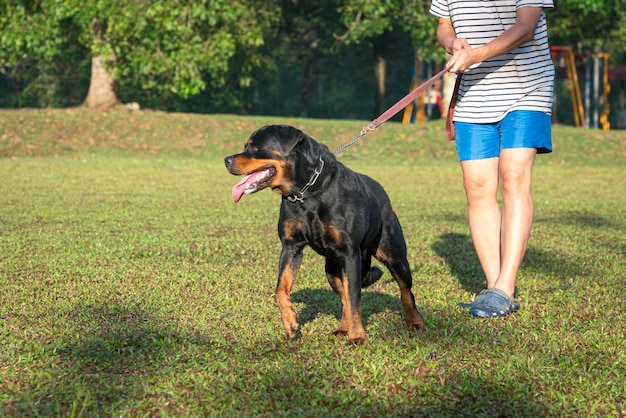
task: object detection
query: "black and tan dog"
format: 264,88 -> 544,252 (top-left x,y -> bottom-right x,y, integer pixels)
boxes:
224,125 -> 425,344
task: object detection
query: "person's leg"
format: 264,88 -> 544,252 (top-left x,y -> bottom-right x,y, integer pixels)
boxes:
490,110 -> 549,299
459,157 -> 501,287
456,111 -> 549,316
493,148 -> 537,298
455,121 -> 503,303
465,148 -> 536,317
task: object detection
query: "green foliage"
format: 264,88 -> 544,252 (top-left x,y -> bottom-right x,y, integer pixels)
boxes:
0,14 -> 91,108
1,110 -> 625,416
112,0 -> 279,97
1,1 -> 625,113
550,0 -> 626,59
0,0 -> 280,104
336,0 -> 441,60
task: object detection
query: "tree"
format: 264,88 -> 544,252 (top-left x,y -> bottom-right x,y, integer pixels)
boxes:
548,0 -> 626,60
264,0 -> 346,117
334,0 -> 441,116
0,0 -> 279,109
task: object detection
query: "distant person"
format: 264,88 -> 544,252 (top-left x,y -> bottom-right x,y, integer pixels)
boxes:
430,0 -> 555,317
427,79 -> 444,120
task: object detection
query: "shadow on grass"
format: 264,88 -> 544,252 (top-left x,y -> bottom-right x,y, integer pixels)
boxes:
292,287 -> 406,329
431,233 -> 484,295
536,209 -> 621,229
253,368 -> 551,416
235,289 -> 551,416
2,298 -> 552,416
432,232 -> 586,295
2,302 -> 210,416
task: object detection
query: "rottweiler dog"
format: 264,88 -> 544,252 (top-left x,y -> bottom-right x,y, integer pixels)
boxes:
224,125 -> 425,344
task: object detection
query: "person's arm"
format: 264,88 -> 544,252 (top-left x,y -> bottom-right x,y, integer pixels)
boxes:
444,6 -> 544,73
437,17 -> 470,55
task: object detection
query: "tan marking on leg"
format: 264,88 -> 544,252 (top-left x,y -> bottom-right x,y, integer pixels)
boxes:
396,280 -> 425,330
341,275 -> 368,345
275,264 -> 299,338
375,248 -> 425,330
374,247 -> 388,262
331,276 -> 349,337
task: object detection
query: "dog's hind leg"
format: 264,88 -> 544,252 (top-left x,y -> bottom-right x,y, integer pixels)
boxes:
361,249 -> 384,287
386,256 -> 425,331
376,223 -> 425,331
276,246 -> 304,339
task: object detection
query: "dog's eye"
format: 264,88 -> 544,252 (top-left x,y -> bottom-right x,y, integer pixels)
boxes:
246,145 -> 258,153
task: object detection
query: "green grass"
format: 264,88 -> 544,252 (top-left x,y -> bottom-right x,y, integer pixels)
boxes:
1,108 -> 625,417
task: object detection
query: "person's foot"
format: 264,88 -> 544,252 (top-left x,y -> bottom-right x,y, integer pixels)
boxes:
458,289 -> 489,310
458,288 -> 520,317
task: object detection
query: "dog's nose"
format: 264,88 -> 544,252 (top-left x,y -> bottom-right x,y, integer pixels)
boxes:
224,156 -> 233,168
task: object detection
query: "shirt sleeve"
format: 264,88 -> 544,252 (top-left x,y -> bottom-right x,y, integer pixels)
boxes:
517,0 -> 554,9
430,0 -> 450,18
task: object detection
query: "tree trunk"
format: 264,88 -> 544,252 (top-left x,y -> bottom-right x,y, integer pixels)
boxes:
373,54 -> 386,118
299,55 -> 317,118
83,54 -> 120,109
82,18 -> 120,110
372,34 -> 388,118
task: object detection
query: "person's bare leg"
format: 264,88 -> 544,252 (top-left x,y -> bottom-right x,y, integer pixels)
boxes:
460,157 -> 501,287
460,149 -> 536,300
493,148 -> 537,298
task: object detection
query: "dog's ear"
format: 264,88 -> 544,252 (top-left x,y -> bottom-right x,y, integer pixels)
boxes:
275,125 -> 328,167
274,125 -> 306,155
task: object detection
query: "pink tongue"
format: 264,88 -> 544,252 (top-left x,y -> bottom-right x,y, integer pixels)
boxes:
232,174 -> 251,203
231,170 -> 268,203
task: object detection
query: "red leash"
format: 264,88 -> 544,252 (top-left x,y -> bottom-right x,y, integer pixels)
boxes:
334,66 -> 450,155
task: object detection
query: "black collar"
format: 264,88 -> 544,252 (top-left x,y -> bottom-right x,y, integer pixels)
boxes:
287,154 -> 324,203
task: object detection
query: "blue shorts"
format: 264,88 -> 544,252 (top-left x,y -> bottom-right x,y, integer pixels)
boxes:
455,110 -> 552,161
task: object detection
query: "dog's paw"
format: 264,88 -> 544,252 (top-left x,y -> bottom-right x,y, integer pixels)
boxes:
333,329 -> 348,338
406,310 -> 426,331
348,336 -> 368,345
410,323 -> 426,333
286,325 -> 301,340
338,329 -> 368,345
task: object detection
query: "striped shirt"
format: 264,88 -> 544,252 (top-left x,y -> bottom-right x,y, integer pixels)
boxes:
430,0 -> 555,123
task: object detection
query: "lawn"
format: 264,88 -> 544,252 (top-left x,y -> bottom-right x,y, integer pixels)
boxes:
1,108 -> 625,417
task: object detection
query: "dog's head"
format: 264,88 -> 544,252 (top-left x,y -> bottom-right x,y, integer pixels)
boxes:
224,125 -> 331,203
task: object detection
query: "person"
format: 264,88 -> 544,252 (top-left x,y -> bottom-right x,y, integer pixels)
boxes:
427,79 -> 444,120
429,0 -> 555,317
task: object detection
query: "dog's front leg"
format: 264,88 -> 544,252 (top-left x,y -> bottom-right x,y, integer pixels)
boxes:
275,245 -> 303,339
342,257 -> 368,345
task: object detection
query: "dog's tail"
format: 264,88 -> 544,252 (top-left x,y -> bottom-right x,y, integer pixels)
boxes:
362,266 -> 384,288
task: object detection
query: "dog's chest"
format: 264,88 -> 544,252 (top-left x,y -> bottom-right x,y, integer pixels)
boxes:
280,204 -> 347,255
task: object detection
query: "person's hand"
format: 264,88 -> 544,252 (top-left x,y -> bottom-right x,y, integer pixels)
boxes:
446,45 -> 476,73
444,7 -> 545,74
448,37 -> 470,54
